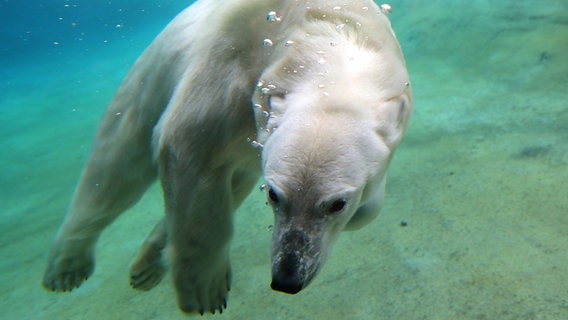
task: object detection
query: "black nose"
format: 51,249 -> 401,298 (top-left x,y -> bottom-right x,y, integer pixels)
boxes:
271,277 -> 303,294
271,251 -> 305,294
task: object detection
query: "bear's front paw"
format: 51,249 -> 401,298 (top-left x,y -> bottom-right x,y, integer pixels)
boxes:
173,258 -> 232,315
42,249 -> 94,292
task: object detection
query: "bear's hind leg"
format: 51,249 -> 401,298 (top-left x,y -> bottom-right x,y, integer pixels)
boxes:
130,217 -> 167,291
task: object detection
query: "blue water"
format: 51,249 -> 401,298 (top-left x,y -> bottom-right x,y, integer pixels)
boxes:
1,1 -> 567,319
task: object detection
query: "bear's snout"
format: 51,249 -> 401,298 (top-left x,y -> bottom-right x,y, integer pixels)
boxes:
271,252 -> 305,294
270,229 -> 318,294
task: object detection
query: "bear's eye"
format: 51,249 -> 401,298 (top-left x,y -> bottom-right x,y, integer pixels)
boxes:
329,199 -> 347,213
268,188 -> 279,204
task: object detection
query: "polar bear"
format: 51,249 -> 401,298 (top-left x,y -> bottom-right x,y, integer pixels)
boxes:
42,0 -> 412,315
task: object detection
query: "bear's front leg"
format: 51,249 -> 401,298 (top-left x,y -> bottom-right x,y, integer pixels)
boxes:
161,147 -> 234,315
171,237 -> 232,315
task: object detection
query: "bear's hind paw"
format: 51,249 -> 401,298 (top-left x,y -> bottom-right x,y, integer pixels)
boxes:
129,260 -> 166,291
129,231 -> 167,291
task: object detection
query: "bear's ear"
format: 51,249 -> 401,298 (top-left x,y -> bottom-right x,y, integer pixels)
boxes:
376,92 -> 413,147
252,83 -> 287,145
268,93 -> 286,113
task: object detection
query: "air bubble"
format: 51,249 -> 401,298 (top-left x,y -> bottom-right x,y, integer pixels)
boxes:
260,84 -> 276,94
251,141 -> 264,148
404,81 -> 411,92
262,38 -> 273,47
262,111 -> 270,118
284,40 -> 295,46
332,6 -> 341,11
259,183 -> 266,191
254,103 -> 263,109
267,11 -> 281,23
380,4 -> 392,15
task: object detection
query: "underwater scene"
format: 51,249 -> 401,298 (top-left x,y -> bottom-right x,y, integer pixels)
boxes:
1,0 -> 567,319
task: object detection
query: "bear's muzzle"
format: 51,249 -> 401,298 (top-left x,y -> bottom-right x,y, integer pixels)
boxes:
270,229 -> 320,294
271,251 -> 305,294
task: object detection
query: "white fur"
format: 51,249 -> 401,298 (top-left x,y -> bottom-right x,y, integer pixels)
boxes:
42,0 -> 412,314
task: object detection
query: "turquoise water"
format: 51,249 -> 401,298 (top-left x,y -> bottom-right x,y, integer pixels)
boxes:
1,1 -> 567,319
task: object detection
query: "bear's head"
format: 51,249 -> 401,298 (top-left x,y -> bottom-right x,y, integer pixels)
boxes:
251,8 -> 412,294
254,78 -> 411,294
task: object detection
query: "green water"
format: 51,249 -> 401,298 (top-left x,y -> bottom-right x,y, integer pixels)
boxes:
1,1 -> 567,319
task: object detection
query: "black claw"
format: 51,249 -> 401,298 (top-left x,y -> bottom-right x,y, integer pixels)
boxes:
199,308 -> 204,316
223,298 -> 227,309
